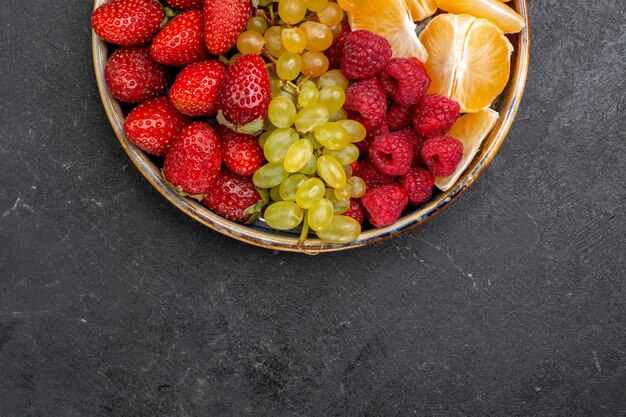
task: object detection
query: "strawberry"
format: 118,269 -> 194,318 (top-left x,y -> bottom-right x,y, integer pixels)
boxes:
105,46 -> 167,103
150,10 -> 209,66
217,54 -> 271,134
361,184 -> 408,228
204,0 -> 252,54
163,123 -> 222,197
169,60 -> 227,117
91,0 -> 164,46
216,125 -> 264,176
165,0 -> 203,9
202,169 -> 268,223
123,97 -> 192,156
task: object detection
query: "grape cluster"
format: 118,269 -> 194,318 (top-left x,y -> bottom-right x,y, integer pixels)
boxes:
232,0 -> 371,244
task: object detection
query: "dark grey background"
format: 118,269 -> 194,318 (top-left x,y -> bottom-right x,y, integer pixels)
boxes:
1,0 -> 624,416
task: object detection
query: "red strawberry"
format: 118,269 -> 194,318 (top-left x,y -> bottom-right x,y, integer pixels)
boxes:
163,123 -> 222,197
123,96 -> 192,156
150,10 -> 209,66
166,0 -> 203,9
217,54 -> 271,134
361,184 -> 408,228
170,60 -> 227,117
202,169 -> 268,223
105,46 -> 167,103
216,125 -> 264,176
204,0 -> 252,54
91,0 -> 164,46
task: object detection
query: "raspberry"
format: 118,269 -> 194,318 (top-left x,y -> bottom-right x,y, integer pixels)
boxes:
387,104 -> 413,131
412,94 -> 461,137
400,166 -> 434,206
343,199 -> 364,224
369,131 -> 414,176
420,135 -> 464,177
401,128 -> 427,166
377,71 -> 396,99
359,158 -> 396,190
326,22 -> 351,69
345,78 -> 387,131
354,116 -> 388,154
382,57 -> 430,107
361,184 -> 408,228
341,30 -> 392,80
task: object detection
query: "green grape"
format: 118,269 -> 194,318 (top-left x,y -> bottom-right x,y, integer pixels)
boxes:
299,154 -> 318,175
264,26 -> 286,57
276,52 -> 302,81
317,2 -> 344,26
304,0 -> 328,12
316,69 -> 350,90
278,0 -> 307,25
334,183 -> 352,201
298,82 -> 319,107
295,178 -> 325,209
258,0 -> 274,6
281,27 -> 307,53
314,122 -> 349,150
269,185 -> 283,201
284,139 -> 314,173
279,173 -> 308,200
318,86 -> 346,115
347,176 -> 366,198
264,128 -> 299,163
317,155 -> 347,189
316,215 -> 361,243
268,96 -> 297,128
329,23 -> 343,40
295,103 -> 329,133
342,164 -> 352,177
236,31 -> 265,56
299,21 -> 333,52
324,188 -> 350,213
258,130 -> 272,148
337,119 -> 367,143
304,133 -> 324,149
246,16 -> 269,34
337,0 -> 363,12
300,51 -> 329,78
323,143 -> 359,165
308,198 -> 334,232
328,108 -> 348,122
229,52 -> 243,65
264,201 -> 304,230
253,163 -> 289,188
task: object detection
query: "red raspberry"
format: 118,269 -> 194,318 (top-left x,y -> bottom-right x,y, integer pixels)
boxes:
105,46 -> 167,104
361,184 -> 408,228
345,78 -> 387,131
377,71 -> 396,99
400,166 -> 434,206
216,125 -> 264,176
401,128 -> 427,166
349,160 -> 361,177
369,131 -> 414,176
326,22 -> 351,69
387,104 -> 413,131
359,158 -> 396,190
123,96 -> 192,156
382,57 -> 430,107
202,169 -> 266,223
421,135 -> 464,177
354,116 -> 388,154
412,94 -> 461,137
163,122 -> 222,197
343,199 -> 364,224
341,30 -> 392,80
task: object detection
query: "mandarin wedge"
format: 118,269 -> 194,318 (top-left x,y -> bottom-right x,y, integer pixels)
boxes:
435,0 -> 524,34
435,108 -> 499,191
348,0 -> 428,62
404,0 -> 437,22
419,14 -> 513,112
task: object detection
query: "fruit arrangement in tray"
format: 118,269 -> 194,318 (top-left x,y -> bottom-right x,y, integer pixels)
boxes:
92,0 -> 524,246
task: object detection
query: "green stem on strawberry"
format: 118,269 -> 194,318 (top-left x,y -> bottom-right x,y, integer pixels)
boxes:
159,7 -> 180,29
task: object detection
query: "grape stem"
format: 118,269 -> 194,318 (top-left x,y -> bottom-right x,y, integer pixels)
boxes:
279,81 -> 298,96
256,9 -> 276,26
298,214 -> 310,246
297,75 -> 311,88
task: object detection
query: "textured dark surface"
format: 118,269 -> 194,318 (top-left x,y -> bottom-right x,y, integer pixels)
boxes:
0,1 -> 625,416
